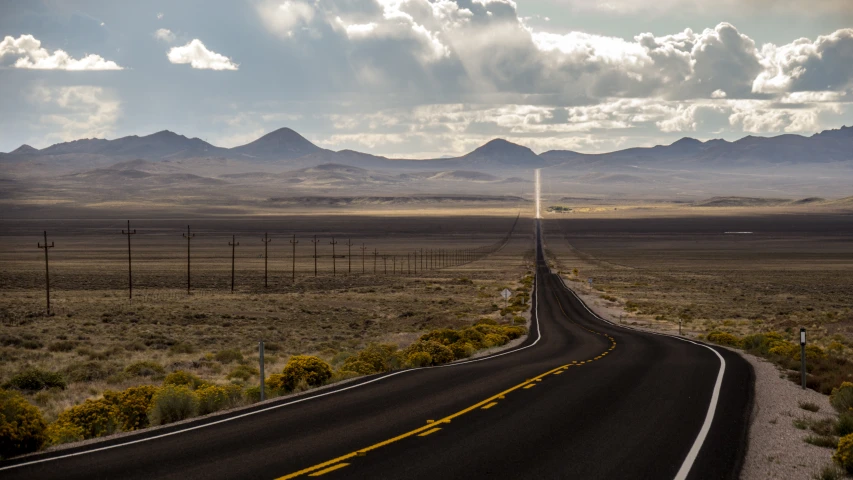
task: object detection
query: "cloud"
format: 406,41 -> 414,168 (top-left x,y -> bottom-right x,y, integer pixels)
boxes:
154,28 -> 176,43
28,85 -> 121,141
167,39 -> 238,70
157,12 -> 164,20
0,34 -> 123,70
754,29 -> 853,94
258,0 -> 317,38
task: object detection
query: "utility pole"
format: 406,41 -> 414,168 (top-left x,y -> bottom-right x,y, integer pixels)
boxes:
392,255 -> 396,275
407,253 -> 411,275
262,232 -> 272,288
330,237 -> 338,277
183,226 -> 194,295
312,235 -> 319,276
383,255 -> 387,274
413,251 -> 417,274
121,220 -> 136,300
345,239 -> 353,274
229,235 -> 239,293
290,234 -> 298,283
373,248 -> 378,274
360,244 -> 366,274
38,231 -> 54,315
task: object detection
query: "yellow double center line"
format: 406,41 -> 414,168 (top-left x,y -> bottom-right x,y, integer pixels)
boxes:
276,292 -> 615,479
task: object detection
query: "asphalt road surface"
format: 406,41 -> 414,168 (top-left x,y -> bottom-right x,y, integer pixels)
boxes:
1,221 -> 753,480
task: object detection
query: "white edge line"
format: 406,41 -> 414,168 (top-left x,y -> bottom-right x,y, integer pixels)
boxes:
554,275 -> 726,480
0,274 -> 543,472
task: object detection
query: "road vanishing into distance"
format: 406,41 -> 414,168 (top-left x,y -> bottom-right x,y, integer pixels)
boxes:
1,221 -> 753,480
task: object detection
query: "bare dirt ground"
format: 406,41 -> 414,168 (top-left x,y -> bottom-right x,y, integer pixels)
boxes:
541,204 -> 853,479
0,209 -> 535,420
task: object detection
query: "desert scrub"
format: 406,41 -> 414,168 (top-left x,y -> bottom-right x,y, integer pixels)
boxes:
50,398 -> 119,441
164,370 -> 205,389
149,385 -> 198,426
831,383 -> 853,413
214,349 -> 244,364
103,385 -> 159,431
124,361 -> 165,379
0,388 -> 48,459
280,356 -> 333,391
63,361 -> 115,383
4,368 -> 66,392
227,365 -> 259,382
835,433 -> 853,472
406,351 -> 432,367
196,384 -> 243,415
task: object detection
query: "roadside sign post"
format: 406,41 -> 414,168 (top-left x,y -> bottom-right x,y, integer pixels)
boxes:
501,288 -> 512,309
800,328 -> 807,390
259,341 -> 265,401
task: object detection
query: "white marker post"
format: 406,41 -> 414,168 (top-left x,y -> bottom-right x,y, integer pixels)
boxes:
501,288 -> 512,309
800,328 -> 806,390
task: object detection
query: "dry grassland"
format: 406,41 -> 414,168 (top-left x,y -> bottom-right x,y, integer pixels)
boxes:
0,211 -> 535,420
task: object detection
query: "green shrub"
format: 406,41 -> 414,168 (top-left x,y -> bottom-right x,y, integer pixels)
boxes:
831,383 -> 853,413
512,316 -> 526,325
835,433 -> 853,472
51,398 -> 119,440
63,361 -> 114,383
226,365 -> 259,382
103,385 -> 159,431
5,368 -> 66,392
148,385 -> 198,426
196,384 -> 243,415
124,361 -> 165,378
405,341 -> 453,365
169,342 -> 196,354
245,386 -> 261,403
163,370 -> 204,389
214,349 -> 243,364
838,413 -> 853,437
0,388 -> 48,458
280,356 -> 332,391
808,435 -> 840,449
706,332 -> 742,347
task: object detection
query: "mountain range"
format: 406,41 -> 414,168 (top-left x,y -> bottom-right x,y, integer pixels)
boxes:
4,125 -> 851,175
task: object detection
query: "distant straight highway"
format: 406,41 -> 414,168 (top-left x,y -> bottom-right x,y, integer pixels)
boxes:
1,220 -> 753,479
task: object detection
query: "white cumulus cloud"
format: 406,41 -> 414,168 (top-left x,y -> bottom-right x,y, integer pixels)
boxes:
167,39 -> 238,70
154,28 -> 176,43
29,85 -> 121,141
0,34 -> 123,70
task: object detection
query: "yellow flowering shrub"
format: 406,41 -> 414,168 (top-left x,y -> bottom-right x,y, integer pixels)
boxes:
405,340 -> 453,365
835,433 -> 853,472
265,374 -> 286,394
0,388 -> 48,458
706,332 -> 742,347
148,385 -> 198,426
51,398 -> 119,440
341,344 -> 399,375
196,384 -> 243,415
103,385 -> 159,431
449,342 -> 476,359
45,421 -> 83,446
406,351 -> 432,367
280,356 -> 332,392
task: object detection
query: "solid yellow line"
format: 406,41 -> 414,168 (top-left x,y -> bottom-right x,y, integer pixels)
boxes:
524,384 -> 536,389
481,402 -> 498,409
553,371 -> 564,375
418,427 -> 442,437
307,463 -> 349,477
276,364 -> 566,479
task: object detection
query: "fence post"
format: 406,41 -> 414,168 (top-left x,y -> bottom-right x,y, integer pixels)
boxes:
311,235 -> 319,276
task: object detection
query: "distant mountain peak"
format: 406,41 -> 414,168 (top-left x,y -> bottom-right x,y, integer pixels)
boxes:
671,137 -> 702,146
10,144 -> 38,154
231,127 -> 322,159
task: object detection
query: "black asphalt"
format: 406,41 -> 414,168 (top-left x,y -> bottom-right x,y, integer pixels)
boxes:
0,221 -> 753,480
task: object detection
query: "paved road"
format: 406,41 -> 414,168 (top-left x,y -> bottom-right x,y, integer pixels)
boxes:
1,221 -> 753,479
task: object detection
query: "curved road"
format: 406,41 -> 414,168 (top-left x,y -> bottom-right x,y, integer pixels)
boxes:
1,221 -> 753,479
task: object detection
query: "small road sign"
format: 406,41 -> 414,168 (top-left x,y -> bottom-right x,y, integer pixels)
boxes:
501,288 -> 512,300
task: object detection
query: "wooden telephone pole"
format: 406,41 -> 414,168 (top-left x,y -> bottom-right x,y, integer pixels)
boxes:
229,235 -> 239,293
38,231 -> 54,315
330,237 -> 338,276
262,233 -> 272,288
311,235 -> 320,276
183,226 -> 194,295
121,220 -> 136,299
345,239 -> 353,274
290,234 -> 298,282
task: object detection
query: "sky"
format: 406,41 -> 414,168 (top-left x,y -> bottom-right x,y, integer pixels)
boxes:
1,0 -> 852,158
